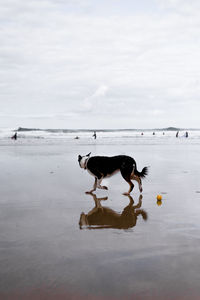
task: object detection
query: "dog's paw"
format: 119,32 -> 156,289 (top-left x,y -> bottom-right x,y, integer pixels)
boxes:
85,191 -> 93,194
101,196 -> 108,201
123,192 -> 130,196
139,194 -> 143,201
102,186 -> 108,190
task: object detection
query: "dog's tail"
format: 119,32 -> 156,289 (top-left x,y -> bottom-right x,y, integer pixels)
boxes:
134,166 -> 148,178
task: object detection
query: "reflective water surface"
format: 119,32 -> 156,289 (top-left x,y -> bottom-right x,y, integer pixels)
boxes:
1,142 -> 200,299
79,193 -> 147,230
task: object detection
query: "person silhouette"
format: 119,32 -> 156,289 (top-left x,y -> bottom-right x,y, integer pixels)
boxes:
93,131 -> 97,139
11,132 -> 17,140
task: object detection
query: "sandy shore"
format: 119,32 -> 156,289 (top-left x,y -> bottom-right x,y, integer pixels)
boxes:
1,141 -> 200,299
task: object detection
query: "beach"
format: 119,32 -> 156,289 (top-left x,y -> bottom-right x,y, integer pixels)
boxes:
1,133 -> 200,299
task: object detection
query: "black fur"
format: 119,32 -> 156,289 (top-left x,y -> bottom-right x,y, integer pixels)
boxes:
87,155 -> 137,178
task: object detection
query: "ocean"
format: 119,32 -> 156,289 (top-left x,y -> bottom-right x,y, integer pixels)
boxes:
0,127 -> 200,146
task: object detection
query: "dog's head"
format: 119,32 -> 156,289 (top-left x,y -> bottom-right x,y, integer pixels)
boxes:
78,152 -> 91,169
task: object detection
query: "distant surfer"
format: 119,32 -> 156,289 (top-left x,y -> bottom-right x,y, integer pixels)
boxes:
11,132 -> 17,140
153,132 -> 155,135
93,131 -> 97,139
176,131 -> 179,138
185,131 -> 188,138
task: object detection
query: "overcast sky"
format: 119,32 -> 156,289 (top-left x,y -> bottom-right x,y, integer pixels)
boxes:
1,0 -> 200,129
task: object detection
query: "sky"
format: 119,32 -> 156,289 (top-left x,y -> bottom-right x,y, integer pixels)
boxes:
1,0 -> 200,129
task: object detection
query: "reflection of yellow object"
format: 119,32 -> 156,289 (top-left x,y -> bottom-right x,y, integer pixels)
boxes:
157,194 -> 162,201
157,199 -> 162,206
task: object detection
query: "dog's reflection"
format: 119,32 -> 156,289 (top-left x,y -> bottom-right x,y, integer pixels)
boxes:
79,193 -> 147,229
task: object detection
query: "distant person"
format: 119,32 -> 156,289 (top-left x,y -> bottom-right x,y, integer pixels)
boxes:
153,132 -> 155,135
176,131 -> 179,138
11,132 -> 17,140
185,131 -> 188,138
93,131 -> 97,139
141,132 -> 144,136
163,132 -> 165,135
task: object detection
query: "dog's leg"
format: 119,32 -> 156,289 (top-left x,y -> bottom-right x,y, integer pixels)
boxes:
132,174 -> 143,193
92,193 -> 108,213
123,181 -> 134,196
86,169 -> 108,191
85,177 -> 97,194
97,177 -> 108,190
120,165 -> 134,195
133,194 -> 143,209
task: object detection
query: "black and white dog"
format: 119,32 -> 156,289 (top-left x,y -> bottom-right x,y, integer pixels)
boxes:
78,153 -> 148,195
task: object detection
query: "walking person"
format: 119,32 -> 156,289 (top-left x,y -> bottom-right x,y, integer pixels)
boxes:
93,131 -> 97,139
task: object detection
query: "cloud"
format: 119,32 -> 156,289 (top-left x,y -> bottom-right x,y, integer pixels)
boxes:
157,0 -> 200,15
82,85 -> 109,111
0,0 -> 200,128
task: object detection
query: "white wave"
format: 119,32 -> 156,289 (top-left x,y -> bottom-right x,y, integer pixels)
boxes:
0,128 -> 200,146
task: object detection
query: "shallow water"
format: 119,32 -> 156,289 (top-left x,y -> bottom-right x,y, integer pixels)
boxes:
0,141 -> 200,299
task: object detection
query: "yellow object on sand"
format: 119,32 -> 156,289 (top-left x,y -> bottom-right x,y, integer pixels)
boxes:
157,194 -> 162,201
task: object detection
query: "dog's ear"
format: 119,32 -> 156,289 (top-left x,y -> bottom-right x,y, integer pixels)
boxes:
78,155 -> 82,162
86,152 -> 91,157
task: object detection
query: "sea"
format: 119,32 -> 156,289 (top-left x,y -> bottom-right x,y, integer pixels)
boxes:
0,127 -> 200,146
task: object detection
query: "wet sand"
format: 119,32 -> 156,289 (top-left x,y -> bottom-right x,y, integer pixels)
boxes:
1,142 -> 200,299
